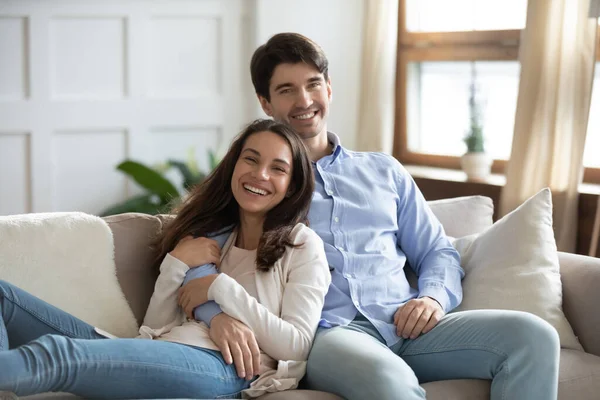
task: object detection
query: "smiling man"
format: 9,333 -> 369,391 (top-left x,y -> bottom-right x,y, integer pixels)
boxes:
194,33 -> 561,400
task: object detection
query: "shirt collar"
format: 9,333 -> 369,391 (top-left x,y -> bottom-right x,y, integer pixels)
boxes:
311,131 -> 343,167
325,131 -> 343,163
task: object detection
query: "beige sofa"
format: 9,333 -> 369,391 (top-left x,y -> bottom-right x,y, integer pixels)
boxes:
22,195 -> 600,399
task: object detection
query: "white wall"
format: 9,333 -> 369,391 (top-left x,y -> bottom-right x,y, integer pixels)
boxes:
0,0 -> 365,215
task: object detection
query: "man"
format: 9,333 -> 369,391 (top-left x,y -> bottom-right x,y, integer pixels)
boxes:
193,33 -> 560,400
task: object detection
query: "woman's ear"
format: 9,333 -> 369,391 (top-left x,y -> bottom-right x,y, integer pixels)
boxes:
286,184 -> 296,198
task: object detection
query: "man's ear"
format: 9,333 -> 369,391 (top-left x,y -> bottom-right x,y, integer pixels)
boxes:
258,94 -> 273,116
326,76 -> 332,103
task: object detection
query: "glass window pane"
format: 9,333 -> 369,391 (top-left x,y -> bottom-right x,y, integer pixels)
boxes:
583,63 -> 600,168
406,0 -> 527,32
406,61 -> 519,160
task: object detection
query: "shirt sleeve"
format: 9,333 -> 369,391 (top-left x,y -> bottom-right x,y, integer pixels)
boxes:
180,230 -> 232,326
207,226 -> 331,361
393,161 -> 464,312
182,264 -> 223,325
142,253 -> 189,329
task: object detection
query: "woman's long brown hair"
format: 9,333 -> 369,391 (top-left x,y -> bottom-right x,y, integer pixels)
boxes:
154,119 -> 315,271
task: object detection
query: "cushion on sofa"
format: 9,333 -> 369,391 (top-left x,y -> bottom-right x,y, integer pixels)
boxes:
452,188 -> 582,350
0,212 -> 138,338
427,195 -> 494,238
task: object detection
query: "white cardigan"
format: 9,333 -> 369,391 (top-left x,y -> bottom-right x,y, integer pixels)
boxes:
137,223 -> 330,398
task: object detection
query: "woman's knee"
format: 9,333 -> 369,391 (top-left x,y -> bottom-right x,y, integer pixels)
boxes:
30,334 -> 75,359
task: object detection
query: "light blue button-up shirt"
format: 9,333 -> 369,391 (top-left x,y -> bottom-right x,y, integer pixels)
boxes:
188,132 -> 463,347
309,133 -> 463,346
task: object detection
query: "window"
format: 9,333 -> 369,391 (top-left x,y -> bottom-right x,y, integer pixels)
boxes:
395,0 -> 600,182
584,63 -> 600,170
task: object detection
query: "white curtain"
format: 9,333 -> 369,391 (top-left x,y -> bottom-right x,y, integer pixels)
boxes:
355,0 -> 398,153
499,0 -> 598,252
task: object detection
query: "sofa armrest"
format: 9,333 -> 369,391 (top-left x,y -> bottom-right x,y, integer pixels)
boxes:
559,251 -> 600,356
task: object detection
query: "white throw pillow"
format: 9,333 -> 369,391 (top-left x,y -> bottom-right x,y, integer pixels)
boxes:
428,195 -> 494,238
0,212 -> 139,338
452,188 -> 582,350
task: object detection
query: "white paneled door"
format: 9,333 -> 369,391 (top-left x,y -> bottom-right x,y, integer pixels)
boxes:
0,0 -> 253,215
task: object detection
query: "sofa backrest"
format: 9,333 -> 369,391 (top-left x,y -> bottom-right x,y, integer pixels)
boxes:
103,213 -> 164,325
103,195 -> 495,325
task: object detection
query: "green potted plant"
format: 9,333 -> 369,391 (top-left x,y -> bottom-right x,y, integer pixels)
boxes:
99,149 -> 220,217
460,63 -> 492,181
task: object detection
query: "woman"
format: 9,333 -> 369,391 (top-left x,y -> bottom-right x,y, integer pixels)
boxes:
0,119 -> 330,399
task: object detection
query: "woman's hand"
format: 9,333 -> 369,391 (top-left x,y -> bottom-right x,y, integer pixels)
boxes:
177,274 -> 219,319
169,236 -> 221,268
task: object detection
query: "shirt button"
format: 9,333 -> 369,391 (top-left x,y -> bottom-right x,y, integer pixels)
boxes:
344,273 -> 351,279
354,302 -> 360,308
327,190 -> 333,196
334,217 -> 339,223
337,245 -> 344,251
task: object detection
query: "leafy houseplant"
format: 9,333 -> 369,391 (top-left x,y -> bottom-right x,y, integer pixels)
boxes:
100,150 -> 220,217
460,63 -> 492,181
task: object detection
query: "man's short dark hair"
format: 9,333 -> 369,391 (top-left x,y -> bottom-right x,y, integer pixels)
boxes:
250,32 -> 329,101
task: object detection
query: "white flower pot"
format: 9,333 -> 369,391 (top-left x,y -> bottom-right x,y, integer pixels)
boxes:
460,152 -> 492,181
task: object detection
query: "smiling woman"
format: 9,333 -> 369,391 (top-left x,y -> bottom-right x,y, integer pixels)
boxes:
0,119 -> 330,399
158,118 -> 316,271
232,131 -> 294,221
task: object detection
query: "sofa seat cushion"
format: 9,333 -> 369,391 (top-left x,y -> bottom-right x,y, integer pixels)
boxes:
558,349 -> 600,399
422,379 -> 490,400
259,390 -> 342,399
20,350 -> 600,399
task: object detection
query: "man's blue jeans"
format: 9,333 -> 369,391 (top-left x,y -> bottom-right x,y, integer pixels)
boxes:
305,311 -> 560,400
0,280 -> 250,399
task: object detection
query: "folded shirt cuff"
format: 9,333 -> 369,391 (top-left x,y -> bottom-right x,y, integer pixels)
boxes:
193,301 -> 223,327
418,285 -> 450,313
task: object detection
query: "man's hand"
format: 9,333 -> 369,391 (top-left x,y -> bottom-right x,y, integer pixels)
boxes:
210,313 -> 260,381
394,296 -> 445,340
177,274 -> 218,319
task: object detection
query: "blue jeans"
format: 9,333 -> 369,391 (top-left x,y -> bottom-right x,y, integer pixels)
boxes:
0,280 -> 250,399
305,311 -> 560,400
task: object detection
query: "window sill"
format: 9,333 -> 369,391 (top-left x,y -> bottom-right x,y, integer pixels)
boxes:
404,165 -> 600,195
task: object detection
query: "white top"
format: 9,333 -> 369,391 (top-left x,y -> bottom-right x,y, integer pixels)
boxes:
133,223 -> 330,398
157,245 -> 258,351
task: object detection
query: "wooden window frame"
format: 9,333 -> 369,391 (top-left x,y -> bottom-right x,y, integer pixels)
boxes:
393,0 -> 600,183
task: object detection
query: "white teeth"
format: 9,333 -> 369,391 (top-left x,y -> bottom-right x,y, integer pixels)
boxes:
294,112 -> 316,120
243,184 -> 267,196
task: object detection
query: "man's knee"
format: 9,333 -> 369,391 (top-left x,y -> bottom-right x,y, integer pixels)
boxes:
306,329 -> 425,400
514,313 -> 559,354
495,311 -> 560,359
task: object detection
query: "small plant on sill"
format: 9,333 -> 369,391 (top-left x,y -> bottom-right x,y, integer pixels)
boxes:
460,62 -> 492,181
464,65 -> 486,153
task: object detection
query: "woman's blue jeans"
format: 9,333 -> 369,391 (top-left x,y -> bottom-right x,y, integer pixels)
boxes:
0,280 -> 250,399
